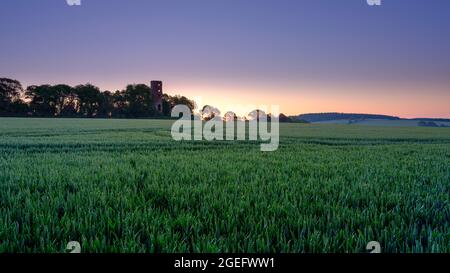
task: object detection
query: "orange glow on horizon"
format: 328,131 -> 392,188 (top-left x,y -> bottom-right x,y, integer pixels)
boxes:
36,79 -> 449,119
159,81 -> 450,119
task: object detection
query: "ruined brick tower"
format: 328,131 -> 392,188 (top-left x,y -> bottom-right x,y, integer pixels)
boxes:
151,80 -> 163,113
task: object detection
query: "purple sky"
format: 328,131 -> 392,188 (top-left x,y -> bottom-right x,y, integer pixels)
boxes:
1,0 -> 449,117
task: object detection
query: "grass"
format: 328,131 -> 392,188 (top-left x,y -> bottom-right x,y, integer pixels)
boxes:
0,118 -> 449,253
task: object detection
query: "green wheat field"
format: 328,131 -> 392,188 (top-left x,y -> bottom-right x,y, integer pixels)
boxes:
0,118 -> 449,253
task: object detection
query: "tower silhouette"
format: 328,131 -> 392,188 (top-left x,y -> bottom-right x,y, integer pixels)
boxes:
151,81 -> 163,113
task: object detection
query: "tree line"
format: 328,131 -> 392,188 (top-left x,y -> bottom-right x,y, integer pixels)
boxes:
0,78 -> 195,118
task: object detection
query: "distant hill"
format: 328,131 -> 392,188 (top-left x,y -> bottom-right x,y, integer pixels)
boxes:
297,113 -> 400,123
294,113 -> 450,127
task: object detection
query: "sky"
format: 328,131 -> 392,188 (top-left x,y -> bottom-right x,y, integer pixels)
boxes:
0,0 -> 449,118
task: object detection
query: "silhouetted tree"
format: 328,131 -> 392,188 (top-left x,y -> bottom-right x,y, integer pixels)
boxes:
112,90 -> 127,117
26,85 -> 57,116
247,109 -> 267,121
163,94 -> 196,115
124,84 -> 154,117
0,78 -> 24,114
223,111 -> 237,122
162,98 -> 172,116
75,84 -> 101,117
98,91 -> 115,118
201,105 -> 221,121
52,84 -> 76,116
